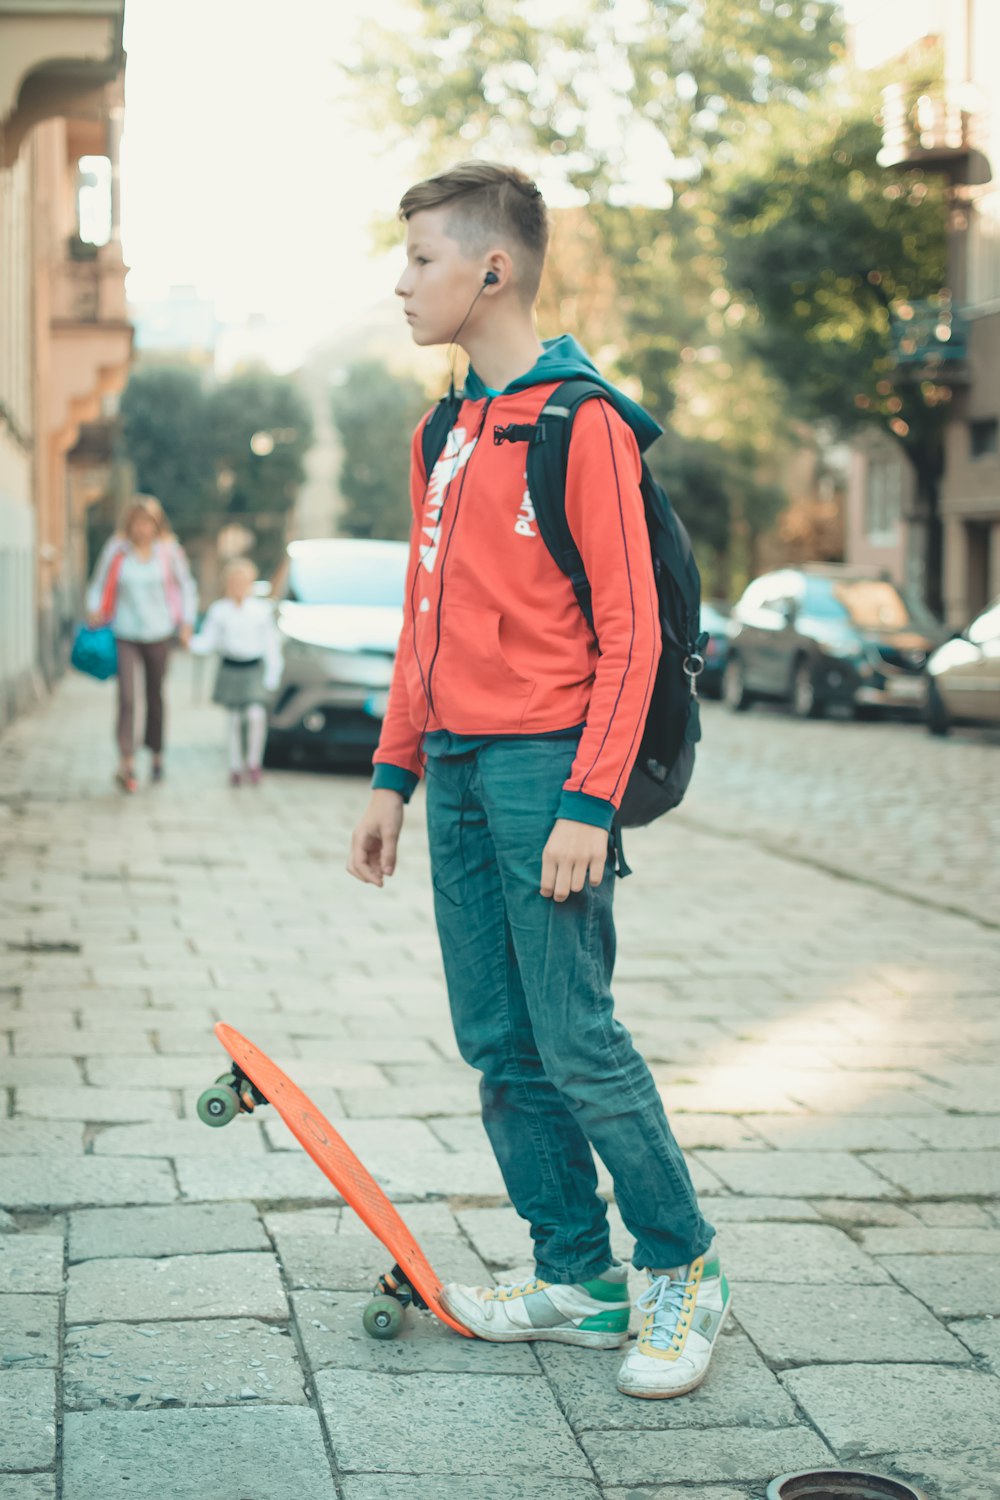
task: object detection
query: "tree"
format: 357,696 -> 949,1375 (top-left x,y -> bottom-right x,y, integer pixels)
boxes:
720,98 -> 949,604
351,0 -> 846,592
118,367 -> 216,534
118,365 -> 314,577
330,361 -> 430,540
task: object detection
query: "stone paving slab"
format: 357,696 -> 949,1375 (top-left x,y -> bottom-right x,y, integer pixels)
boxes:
0,1058 -> 81,1086
877,1253 -> 1000,1317
90,1120 -> 269,1156
881,1449 -> 1000,1500
172,1154 -> 346,1203
0,1369 -> 57,1469
812,1199 -> 919,1228
0,1294 -> 60,1369
704,1150 -> 895,1199
0,1120 -> 84,1154
864,1150 -> 1000,1198
903,1116 -> 1000,1149
535,1329 -> 795,1432
14,1087 -> 179,1123
705,1197 -> 822,1223
714,1223 -> 888,1284
2,1158 -> 177,1211
314,1368 -> 593,1479
781,1362 -> 1000,1459
0,1235 -> 63,1292
14,1028 -> 157,1056
66,1253 -> 287,1324
950,1317 -> 1000,1371
603,1490 -> 752,1500
61,1406 -> 334,1500
68,1203 -> 268,1262
860,1227 -> 1000,1255
339,1481 -> 602,1500
734,1282 -> 971,1366
269,1213 -> 490,1291
0,1477 -> 56,1500
63,1318 -> 307,1408
580,1424 -> 836,1486
746,1115 -> 925,1151
293,1289 -> 540,1375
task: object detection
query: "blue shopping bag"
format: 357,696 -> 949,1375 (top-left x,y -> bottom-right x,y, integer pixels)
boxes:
71,624 -> 118,681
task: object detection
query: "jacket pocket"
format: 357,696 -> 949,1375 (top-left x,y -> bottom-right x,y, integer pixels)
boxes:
430,605 -> 534,729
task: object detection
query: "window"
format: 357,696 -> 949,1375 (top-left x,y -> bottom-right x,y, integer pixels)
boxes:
970,419 -> 999,459
76,156 -> 112,247
865,455 -> 903,542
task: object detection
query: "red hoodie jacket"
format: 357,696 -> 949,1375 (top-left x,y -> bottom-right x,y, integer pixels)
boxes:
372,380 -> 661,825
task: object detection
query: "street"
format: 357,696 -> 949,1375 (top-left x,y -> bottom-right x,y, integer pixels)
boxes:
1,661 -> 998,1500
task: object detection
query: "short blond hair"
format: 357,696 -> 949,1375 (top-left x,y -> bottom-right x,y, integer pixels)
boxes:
119,495 -> 173,541
399,162 -> 549,302
223,556 -> 258,583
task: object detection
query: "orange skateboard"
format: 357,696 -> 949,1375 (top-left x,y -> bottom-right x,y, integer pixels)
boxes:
197,1022 -> 473,1341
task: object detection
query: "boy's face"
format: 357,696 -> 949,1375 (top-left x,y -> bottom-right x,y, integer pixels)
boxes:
395,208 -> 486,346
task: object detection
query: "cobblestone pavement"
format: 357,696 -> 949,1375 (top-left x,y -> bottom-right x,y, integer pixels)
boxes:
1,663 -> 998,1500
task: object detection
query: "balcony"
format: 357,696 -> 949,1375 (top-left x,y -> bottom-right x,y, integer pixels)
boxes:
890,298 -> 970,386
50,238 -> 132,453
0,1 -> 124,166
878,82 -> 991,185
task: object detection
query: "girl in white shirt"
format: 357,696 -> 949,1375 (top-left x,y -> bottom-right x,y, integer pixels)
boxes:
189,558 -> 283,785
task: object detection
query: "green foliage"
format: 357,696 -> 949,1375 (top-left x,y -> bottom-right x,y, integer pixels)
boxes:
351,0 -> 847,591
210,371 -> 313,517
330,361 -> 430,540
721,101 -> 949,470
118,367 -> 215,529
118,365 -> 314,574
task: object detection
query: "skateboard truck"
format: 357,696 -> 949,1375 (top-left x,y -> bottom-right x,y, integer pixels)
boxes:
364,1262 -> 429,1339
196,1063 -> 269,1127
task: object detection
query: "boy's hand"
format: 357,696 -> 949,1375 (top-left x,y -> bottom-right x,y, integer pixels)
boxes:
347,790 -> 405,887
541,819 -> 608,902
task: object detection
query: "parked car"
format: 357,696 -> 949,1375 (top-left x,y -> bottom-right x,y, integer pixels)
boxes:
723,565 -> 947,719
926,595 -> 1000,735
264,538 -> 408,766
698,601 -> 732,699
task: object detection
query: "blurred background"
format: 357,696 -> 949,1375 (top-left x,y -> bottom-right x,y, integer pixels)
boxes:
2,0 -> 998,755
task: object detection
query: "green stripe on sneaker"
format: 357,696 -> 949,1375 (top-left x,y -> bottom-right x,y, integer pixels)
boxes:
579,1276 -> 629,1303
578,1308 -> 630,1333
702,1258 -> 721,1278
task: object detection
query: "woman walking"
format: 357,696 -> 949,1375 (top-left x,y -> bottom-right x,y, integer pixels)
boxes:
86,496 -> 197,792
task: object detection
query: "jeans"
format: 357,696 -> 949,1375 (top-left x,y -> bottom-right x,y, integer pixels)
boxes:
425,735 -> 715,1282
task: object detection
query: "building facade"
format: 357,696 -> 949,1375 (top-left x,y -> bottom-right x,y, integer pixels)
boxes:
0,1 -> 131,730
848,0 -> 1000,625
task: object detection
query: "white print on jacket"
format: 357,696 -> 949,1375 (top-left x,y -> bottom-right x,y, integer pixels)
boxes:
420,426 -> 478,573
515,477 -> 538,538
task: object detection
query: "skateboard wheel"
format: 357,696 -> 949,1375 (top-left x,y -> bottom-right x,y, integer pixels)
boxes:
363,1295 -> 404,1340
196,1084 -> 239,1127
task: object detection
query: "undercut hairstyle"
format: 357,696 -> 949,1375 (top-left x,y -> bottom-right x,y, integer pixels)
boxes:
399,162 -> 549,302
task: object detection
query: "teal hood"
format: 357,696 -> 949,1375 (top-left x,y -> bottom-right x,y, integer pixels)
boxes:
464,335 -> 663,454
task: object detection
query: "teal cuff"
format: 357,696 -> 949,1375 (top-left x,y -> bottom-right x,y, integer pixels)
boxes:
372,764 -> 419,802
556,790 -> 616,830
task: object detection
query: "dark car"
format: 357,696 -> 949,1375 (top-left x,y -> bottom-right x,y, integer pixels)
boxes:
264,538 -> 408,766
698,601 -> 732,699
723,565 -> 947,719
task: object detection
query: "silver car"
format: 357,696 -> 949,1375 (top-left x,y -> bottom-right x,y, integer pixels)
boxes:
264,538 -> 408,767
926,595 -> 1000,735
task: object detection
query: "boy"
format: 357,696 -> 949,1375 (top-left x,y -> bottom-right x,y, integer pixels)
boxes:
347,162 -> 728,1399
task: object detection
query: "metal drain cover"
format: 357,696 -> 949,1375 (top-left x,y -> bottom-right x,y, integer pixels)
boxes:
767,1471 -> 929,1500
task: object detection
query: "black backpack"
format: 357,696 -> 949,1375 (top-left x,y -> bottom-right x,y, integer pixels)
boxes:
422,378 -> 706,868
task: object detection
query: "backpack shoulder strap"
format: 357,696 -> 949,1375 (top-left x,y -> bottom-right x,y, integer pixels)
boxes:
527,378 -> 612,632
420,392 -> 462,484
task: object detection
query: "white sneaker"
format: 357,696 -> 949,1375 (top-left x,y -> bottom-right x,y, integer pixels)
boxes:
439,1265 -> 630,1347
616,1254 -> 731,1398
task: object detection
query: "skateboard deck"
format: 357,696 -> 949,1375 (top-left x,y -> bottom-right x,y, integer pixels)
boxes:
198,1022 -> 473,1339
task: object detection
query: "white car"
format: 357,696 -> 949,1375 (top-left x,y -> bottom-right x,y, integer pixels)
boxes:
264,538 -> 408,767
926,595 -> 1000,735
